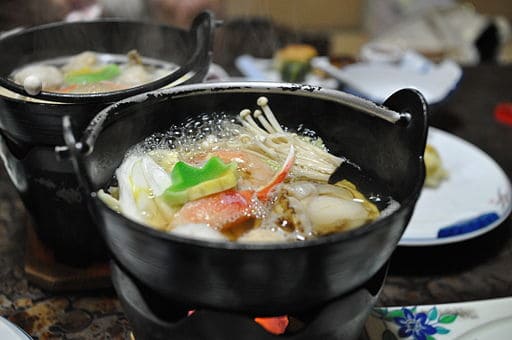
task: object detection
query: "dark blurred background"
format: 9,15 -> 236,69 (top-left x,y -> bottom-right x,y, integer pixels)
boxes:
1,0 -> 511,70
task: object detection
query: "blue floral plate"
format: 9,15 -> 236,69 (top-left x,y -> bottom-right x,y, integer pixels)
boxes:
364,296 -> 512,340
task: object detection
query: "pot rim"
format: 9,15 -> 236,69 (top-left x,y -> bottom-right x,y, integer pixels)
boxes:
0,12 -> 215,104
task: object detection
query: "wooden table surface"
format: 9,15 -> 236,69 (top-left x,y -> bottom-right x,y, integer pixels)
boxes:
0,64 -> 511,339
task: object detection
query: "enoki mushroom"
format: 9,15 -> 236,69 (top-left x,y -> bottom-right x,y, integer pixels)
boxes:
238,96 -> 344,182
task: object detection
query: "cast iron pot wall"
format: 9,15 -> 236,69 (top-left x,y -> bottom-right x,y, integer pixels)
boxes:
0,13 -> 214,265
63,82 -> 427,312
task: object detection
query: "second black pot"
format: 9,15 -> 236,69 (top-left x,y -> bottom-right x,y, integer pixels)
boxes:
0,12 -> 215,266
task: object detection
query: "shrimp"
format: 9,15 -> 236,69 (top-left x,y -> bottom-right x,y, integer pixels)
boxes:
171,146 -> 295,231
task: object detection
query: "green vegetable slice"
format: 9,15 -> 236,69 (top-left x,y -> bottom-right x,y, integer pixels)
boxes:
280,61 -> 310,82
65,64 -> 121,84
163,157 -> 238,205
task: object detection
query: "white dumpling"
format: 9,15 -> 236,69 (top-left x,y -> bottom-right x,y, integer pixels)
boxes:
13,65 -> 64,90
61,51 -> 97,73
116,65 -> 153,86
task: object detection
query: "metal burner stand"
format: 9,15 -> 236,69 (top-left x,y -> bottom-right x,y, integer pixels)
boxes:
112,262 -> 388,340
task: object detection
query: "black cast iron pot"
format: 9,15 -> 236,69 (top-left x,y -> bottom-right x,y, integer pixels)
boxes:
60,82 -> 427,313
0,12 -> 215,265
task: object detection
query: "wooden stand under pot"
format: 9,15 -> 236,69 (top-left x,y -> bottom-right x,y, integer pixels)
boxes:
24,219 -> 110,291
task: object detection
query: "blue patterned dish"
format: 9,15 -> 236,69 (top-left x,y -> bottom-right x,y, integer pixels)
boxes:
399,127 -> 512,246
364,296 -> 512,340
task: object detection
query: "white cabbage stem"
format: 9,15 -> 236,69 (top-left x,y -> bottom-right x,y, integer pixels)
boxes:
115,154 -> 173,229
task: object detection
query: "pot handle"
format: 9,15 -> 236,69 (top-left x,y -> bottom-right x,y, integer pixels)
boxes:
57,115 -> 96,195
186,11 -> 218,77
383,88 -> 429,158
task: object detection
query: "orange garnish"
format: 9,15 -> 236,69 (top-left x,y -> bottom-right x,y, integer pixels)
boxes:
254,315 -> 289,335
56,84 -> 79,93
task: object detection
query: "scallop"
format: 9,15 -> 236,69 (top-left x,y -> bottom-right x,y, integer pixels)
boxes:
170,223 -> 228,242
305,195 -> 369,235
269,181 -> 378,238
238,228 -> 288,243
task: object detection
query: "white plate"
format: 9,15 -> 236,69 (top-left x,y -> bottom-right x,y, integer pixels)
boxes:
0,317 -> 31,340
311,52 -> 462,104
365,296 -> 512,340
399,128 -> 512,246
235,54 -> 339,88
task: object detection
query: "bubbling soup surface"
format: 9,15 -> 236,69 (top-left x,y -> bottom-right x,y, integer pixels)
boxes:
10,50 -> 176,94
98,97 -> 399,243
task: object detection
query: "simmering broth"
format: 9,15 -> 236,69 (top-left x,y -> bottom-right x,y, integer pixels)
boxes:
98,97 -> 399,243
11,50 -> 177,94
